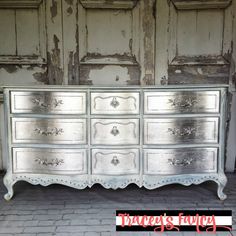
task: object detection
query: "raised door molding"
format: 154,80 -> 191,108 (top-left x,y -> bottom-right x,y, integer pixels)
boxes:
80,0 -> 138,9
171,0 -> 232,10
0,0 -> 43,8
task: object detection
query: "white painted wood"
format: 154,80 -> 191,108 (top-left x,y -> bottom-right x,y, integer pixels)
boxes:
177,10 -> 223,56
0,9 -> 16,55
139,0 -> 155,85
38,0 -> 46,62
0,104 -> 3,170
172,0 -> 232,10
46,0 -> 64,83
132,0 -> 141,61
155,0 -> 169,84
78,1 -> 87,61
16,9 -> 40,55
0,0 -> 42,8
80,0 -> 138,9
168,1 -> 178,63
62,0 -> 77,85
86,9 -> 132,55
226,0 -> 236,172
0,66 -> 47,86
226,93 -> 236,172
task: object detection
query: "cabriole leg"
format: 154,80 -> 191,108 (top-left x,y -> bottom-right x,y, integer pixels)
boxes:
3,173 -> 14,201
216,173 -> 227,201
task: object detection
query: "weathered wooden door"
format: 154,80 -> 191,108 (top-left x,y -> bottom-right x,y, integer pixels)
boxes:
0,0 -> 236,170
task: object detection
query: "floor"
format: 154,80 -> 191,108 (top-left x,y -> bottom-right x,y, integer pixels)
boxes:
0,173 -> 235,236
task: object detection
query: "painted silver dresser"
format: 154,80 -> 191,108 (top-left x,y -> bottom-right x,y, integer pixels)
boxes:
3,85 -> 228,200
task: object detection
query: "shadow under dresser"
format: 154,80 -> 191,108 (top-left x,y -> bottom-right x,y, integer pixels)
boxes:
2,85 -> 228,200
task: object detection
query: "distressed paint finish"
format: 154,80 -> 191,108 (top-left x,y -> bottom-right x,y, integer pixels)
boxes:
168,65 -> 229,85
140,0 -> 155,85
171,0 -> 232,9
226,0 -> 236,172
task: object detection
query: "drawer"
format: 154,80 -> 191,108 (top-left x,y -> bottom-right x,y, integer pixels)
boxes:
144,148 -> 218,175
11,91 -> 86,114
91,119 -> 139,145
144,118 -> 218,145
13,148 -> 87,175
91,92 -> 140,114
92,149 -> 139,175
12,118 -> 87,144
144,91 -> 220,114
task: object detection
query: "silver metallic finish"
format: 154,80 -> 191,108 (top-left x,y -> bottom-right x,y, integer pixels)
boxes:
91,92 -> 140,114
92,149 -> 139,175
12,118 -> 87,144
144,91 -> 220,114
91,119 -> 139,145
2,86 -> 228,200
11,91 -> 86,114
13,148 -> 87,175
144,118 -> 219,144
144,148 -> 217,175
35,157 -> 64,167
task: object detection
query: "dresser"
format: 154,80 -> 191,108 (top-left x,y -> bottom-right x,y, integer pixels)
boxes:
3,85 -> 228,200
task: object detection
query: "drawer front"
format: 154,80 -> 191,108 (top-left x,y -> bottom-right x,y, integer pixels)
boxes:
13,148 -> 87,174
12,118 -> 87,144
92,149 -> 139,175
91,92 -> 140,114
144,91 -> 220,114
11,91 -> 86,114
144,148 -> 218,175
91,119 -> 139,145
144,118 -> 218,144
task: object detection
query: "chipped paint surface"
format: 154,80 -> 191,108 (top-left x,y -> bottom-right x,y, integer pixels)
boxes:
47,35 -> 63,84
79,64 -> 140,85
142,0 -> 155,85
50,0 -> 57,21
168,65 -> 229,84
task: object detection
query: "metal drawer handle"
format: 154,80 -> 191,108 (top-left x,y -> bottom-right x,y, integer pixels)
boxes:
111,156 -> 120,166
35,158 -> 64,167
110,97 -> 120,108
168,158 -> 194,167
168,127 -> 196,137
32,98 -> 63,108
110,126 -> 120,136
168,98 -> 197,109
34,127 -> 64,136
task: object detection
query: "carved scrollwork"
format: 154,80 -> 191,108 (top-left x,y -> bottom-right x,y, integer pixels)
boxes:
34,127 -> 64,136
168,157 -> 194,167
167,127 -> 197,137
35,158 -> 64,167
168,97 -> 198,110
31,97 -> 64,109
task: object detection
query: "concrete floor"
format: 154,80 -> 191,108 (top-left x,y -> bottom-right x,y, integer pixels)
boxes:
0,173 -> 235,236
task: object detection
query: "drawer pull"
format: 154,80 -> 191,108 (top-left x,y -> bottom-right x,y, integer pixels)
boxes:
168,127 -> 196,137
111,156 -> 120,166
168,97 -> 197,109
110,126 -> 120,136
168,158 -> 194,167
35,158 -> 64,167
110,97 -> 120,108
31,98 -> 64,108
34,127 -> 64,136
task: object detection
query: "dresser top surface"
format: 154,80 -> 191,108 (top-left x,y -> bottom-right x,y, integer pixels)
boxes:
2,84 -> 229,91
